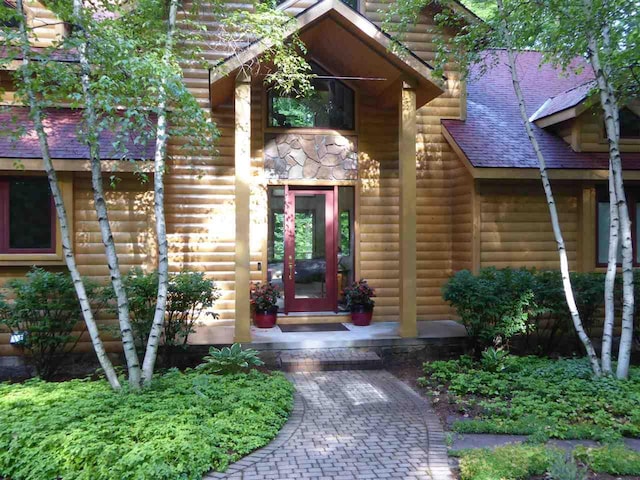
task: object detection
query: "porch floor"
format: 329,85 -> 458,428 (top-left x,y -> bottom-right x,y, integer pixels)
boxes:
190,320 -> 466,350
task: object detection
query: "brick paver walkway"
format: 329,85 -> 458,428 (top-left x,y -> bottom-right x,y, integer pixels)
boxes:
205,370 -> 452,480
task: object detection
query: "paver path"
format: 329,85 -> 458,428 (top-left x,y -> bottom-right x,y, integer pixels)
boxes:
205,370 -> 452,480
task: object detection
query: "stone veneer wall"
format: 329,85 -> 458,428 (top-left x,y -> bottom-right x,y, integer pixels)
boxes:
264,133 -> 358,180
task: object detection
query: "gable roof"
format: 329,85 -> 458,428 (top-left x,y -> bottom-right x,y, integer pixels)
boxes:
529,80 -> 595,126
209,0 -> 443,107
0,107 -> 155,160
442,50 -> 640,171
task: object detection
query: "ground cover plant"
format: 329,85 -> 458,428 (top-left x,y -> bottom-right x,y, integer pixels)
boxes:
455,443 -> 640,479
420,356 -> 640,442
0,370 -> 293,480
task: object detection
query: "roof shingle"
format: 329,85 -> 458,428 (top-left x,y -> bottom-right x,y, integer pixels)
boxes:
442,50 -> 640,170
0,107 -> 155,160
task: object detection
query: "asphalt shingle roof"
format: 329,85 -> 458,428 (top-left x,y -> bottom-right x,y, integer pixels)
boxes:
442,50 -> 640,170
0,107 -> 155,160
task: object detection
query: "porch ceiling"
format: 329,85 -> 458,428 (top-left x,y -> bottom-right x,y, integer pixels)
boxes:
209,0 -> 444,107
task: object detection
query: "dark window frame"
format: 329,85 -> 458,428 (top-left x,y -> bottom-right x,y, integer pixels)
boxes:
595,187 -> 640,267
0,177 -> 56,254
619,107 -> 640,139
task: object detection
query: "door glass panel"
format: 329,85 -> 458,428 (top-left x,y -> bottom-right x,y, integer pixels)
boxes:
338,186 -> 355,310
267,187 -> 285,310
294,194 -> 327,299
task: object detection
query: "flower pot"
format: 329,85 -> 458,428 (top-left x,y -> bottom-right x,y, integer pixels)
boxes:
350,305 -> 373,326
254,306 -> 278,328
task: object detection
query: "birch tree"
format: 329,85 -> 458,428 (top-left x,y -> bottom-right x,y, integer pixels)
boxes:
70,0 -> 143,388
383,0 -> 602,375
141,0 -> 179,385
5,0 -> 122,390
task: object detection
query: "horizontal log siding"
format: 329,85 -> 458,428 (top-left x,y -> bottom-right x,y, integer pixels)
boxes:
359,96 -> 400,321
0,174 -> 155,355
368,1 -> 463,319
478,182 -> 580,270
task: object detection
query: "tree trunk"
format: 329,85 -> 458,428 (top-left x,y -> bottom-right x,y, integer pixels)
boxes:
585,25 -> 634,380
141,0 -> 179,385
496,0 -> 601,376
602,163 -> 619,374
72,0 -> 142,388
14,0 -> 121,390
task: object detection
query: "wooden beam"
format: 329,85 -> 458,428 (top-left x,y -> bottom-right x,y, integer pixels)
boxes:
398,80 -> 417,338
234,70 -> 252,343
581,183 -> 596,272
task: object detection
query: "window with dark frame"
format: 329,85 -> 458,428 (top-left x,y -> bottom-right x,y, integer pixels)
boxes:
619,107 -> 640,139
267,62 -> 355,130
1,0 -> 19,28
0,177 -> 55,254
596,187 -> 640,266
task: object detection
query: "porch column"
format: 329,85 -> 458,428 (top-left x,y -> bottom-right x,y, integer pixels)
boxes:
234,69 -> 252,343
398,80 -> 418,338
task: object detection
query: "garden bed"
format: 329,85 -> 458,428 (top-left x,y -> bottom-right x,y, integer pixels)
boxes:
0,370 -> 294,480
416,356 -> 640,479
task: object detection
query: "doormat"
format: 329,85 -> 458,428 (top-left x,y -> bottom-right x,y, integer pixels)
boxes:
279,323 -> 350,333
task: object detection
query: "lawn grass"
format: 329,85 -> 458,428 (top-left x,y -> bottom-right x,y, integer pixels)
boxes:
0,370 -> 294,480
419,356 -> 640,441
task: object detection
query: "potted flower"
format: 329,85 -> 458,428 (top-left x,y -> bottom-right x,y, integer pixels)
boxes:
250,282 -> 281,328
343,279 -> 375,326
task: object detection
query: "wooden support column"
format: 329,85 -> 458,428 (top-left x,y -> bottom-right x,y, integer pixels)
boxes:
398,80 -> 418,338
234,70 -> 252,343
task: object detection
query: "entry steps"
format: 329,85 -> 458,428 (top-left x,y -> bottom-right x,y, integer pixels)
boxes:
279,348 -> 383,372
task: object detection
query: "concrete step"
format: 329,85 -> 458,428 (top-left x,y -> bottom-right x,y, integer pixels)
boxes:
279,349 -> 383,372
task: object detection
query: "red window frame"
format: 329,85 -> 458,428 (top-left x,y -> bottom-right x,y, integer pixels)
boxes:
0,177 -> 56,254
595,187 -> 639,267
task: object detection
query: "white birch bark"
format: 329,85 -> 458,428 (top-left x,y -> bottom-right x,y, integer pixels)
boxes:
141,0 -> 179,385
496,0 -> 602,376
584,21 -> 634,380
602,164 -> 618,375
14,0 -> 121,390
72,0 -> 142,388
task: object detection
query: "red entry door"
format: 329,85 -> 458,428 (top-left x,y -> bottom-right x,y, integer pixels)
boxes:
283,186 -> 338,313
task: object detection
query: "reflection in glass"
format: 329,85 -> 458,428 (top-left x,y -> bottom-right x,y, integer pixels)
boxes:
293,194 -> 326,299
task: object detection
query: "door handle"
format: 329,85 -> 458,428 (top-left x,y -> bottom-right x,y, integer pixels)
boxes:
288,262 -> 294,280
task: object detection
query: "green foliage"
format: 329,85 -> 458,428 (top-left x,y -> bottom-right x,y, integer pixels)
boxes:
0,268 -> 104,379
110,268 -> 220,355
547,453 -> 587,480
480,347 -> 509,373
421,356 -> 640,441
442,268 -> 539,354
529,270 -> 604,353
458,444 -> 559,480
196,344 -> 265,375
573,445 -> 640,475
164,271 -> 221,349
0,370 -> 293,480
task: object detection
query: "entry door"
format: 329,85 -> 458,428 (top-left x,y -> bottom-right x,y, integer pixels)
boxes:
284,186 -> 337,313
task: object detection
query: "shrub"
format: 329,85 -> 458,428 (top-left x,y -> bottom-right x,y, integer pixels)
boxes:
573,445 -> 640,475
547,453 -> 587,480
164,271 -> 220,349
457,444 -> 559,480
0,370 -> 294,480
480,347 -> 509,373
529,270 -> 604,354
197,343 -> 265,374
110,268 -> 220,358
0,267 -> 103,379
442,268 -> 540,354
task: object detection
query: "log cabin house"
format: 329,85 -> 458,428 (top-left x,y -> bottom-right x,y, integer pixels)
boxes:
1,0 -> 639,356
